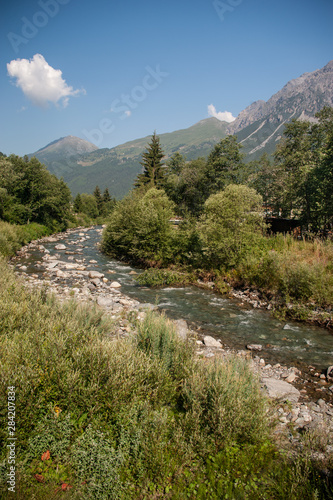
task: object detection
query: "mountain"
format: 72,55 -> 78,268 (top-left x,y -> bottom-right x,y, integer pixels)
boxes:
29,136 -> 98,178
31,118 -> 229,197
228,60 -> 333,160
30,60 -> 333,197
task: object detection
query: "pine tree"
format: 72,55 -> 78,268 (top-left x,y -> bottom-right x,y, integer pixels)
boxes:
102,187 -> 111,204
73,193 -> 83,213
135,132 -> 165,188
93,185 -> 103,214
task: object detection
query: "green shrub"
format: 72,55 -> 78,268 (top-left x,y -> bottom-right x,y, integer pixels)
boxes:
197,185 -> 266,269
135,268 -> 190,287
102,188 -> 176,264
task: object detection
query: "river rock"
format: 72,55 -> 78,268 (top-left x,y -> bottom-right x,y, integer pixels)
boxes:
286,372 -> 297,383
45,261 -> 59,269
110,281 -> 121,288
262,377 -> 301,403
129,271 -> 138,275
246,344 -> 262,351
97,296 -> 115,308
89,271 -> 105,279
90,278 -> 101,286
203,336 -> 221,348
327,366 -> 333,381
55,244 -> 66,250
173,319 -> 188,340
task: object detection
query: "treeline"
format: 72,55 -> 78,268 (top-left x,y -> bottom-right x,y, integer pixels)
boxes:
73,186 -> 116,220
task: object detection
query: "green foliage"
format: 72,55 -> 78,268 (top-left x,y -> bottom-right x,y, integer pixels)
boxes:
102,188 -> 176,264
197,184 -> 265,268
0,155 -> 71,230
135,268 -> 190,287
235,237 -> 333,308
79,193 -> 99,218
205,135 -> 246,192
164,157 -> 208,216
0,220 -> 50,258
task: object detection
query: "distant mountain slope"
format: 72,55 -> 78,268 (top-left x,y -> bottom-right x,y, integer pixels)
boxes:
31,118 -> 229,197
229,60 -> 333,160
29,136 -> 98,178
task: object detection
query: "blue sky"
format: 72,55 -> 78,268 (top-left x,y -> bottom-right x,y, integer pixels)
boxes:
1,0 -> 332,156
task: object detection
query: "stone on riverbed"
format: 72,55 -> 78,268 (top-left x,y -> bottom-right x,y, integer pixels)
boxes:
247,344 -> 262,351
55,244 -> 66,250
327,366 -> 333,381
203,336 -> 222,348
110,281 -> 121,288
89,271 -> 105,279
97,296 -> 116,308
262,377 -> 301,403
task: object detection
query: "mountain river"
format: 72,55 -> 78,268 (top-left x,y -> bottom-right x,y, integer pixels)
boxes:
13,226 -> 333,372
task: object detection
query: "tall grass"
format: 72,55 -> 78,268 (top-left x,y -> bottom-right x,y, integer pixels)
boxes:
236,235 -> 333,310
0,258 -> 331,498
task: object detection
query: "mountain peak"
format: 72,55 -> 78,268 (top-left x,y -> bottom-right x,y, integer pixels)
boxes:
34,136 -> 98,159
228,60 -> 333,136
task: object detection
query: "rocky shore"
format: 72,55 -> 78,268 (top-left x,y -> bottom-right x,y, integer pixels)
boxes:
10,226 -> 333,466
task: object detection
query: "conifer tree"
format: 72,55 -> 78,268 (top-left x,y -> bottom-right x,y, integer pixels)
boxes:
135,132 -> 165,188
93,185 -> 103,214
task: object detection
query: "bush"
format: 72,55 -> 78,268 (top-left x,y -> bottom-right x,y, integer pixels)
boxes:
102,188 -> 176,264
197,185 -> 266,269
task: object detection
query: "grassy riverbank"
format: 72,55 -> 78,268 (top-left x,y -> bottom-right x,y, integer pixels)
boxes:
0,221 -> 52,259
0,258 -> 332,498
128,234 -> 333,329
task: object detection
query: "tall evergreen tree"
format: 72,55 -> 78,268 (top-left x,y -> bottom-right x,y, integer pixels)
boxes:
135,132 -> 165,188
205,135 -> 246,194
93,185 -> 103,214
73,193 -> 83,213
102,187 -> 111,204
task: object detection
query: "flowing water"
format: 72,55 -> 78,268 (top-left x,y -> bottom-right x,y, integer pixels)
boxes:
15,226 -> 333,370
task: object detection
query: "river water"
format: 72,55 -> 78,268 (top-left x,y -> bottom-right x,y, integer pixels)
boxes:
15,226 -> 333,370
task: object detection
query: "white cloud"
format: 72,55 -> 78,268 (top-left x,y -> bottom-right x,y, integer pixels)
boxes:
124,110 -> 131,117
207,104 -> 236,123
7,54 -> 85,108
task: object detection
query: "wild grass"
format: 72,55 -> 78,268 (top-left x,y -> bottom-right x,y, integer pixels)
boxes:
235,234 -> 333,310
0,258 -> 331,498
0,221 -> 51,258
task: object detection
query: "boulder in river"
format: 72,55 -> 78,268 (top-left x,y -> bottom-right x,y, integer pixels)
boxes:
55,244 -> 66,250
